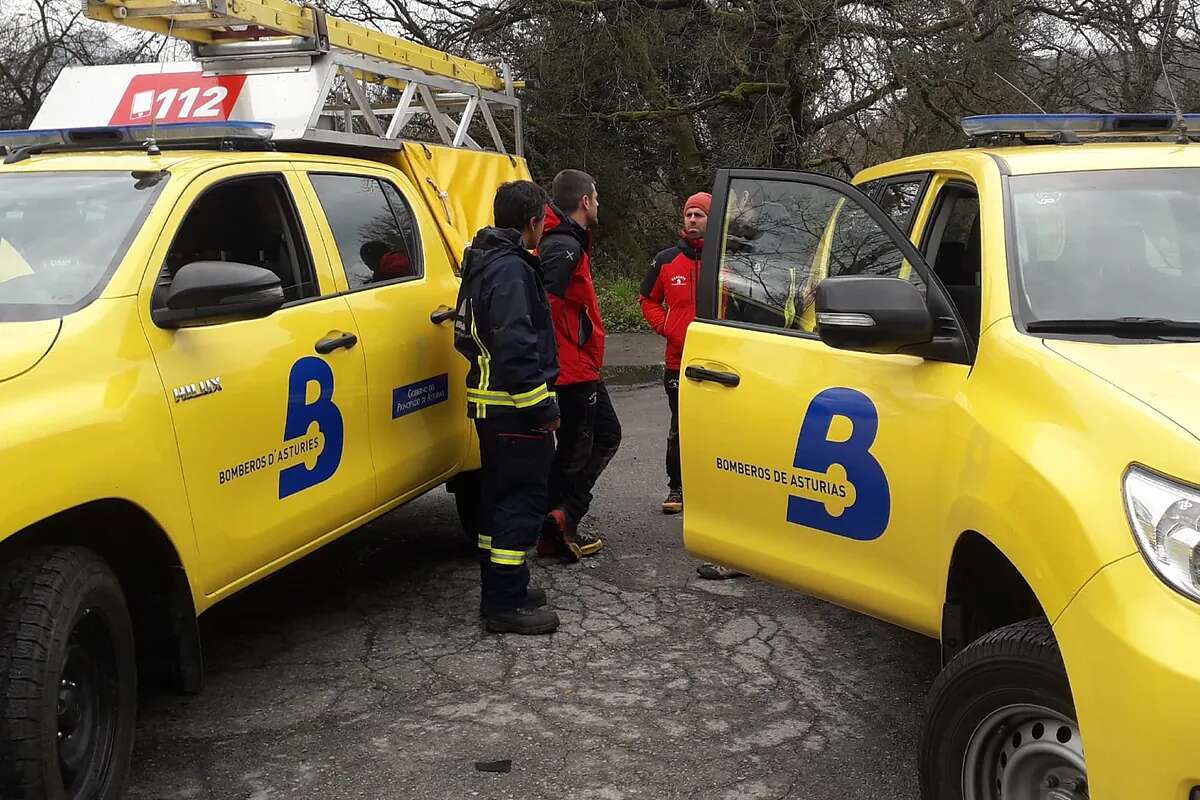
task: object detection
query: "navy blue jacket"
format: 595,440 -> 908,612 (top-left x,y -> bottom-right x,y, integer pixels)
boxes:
454,227 -> 559,427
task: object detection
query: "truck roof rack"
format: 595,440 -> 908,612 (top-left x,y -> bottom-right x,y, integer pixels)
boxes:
14,0 -> 523,157
962,113 -> 1199,146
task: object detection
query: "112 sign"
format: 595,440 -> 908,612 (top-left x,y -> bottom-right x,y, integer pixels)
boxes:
110,73 -> 247,125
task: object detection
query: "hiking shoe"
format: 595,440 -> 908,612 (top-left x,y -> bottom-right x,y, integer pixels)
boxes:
542,508 -> 603,561
697,563 -> 744,580
483,606 -> 560,635
478,586 -> 548,617
662,488 -> 683,514
563,526 -> 604,561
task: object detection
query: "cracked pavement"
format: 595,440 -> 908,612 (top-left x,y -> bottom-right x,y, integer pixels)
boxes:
127,377 -> 940,800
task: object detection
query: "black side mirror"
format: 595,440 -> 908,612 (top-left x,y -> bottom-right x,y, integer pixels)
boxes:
815,276 -> 933,355
153,261 -> 285,329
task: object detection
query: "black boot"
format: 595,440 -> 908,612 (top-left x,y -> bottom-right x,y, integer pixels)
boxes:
479,586 -> 547,617
484,606 -> 560,635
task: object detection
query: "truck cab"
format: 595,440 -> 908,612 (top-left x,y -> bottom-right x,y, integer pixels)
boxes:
0,10 -> 526,796
681,114 -> 1200,799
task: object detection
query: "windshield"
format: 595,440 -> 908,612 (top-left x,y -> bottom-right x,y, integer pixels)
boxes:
0,171 -> 163,322
1011,168 -> 1200,328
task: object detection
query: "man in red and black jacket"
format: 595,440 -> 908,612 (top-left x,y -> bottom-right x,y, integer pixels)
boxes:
537,169 -> 621,561
640,192 -> 709,515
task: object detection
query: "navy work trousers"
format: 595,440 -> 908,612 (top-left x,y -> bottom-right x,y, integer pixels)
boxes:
476,417 -> 555,612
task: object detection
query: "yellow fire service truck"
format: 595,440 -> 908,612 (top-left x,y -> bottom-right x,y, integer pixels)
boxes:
0,2 -> 530,796
683,113 -> 1200,800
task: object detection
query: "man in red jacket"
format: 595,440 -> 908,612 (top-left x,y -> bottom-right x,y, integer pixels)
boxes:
640,192 -> 709,514
641,193 -> 743,579
537,169 -> 620,561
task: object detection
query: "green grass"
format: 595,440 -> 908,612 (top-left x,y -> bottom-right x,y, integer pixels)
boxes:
596,274 -> 650,332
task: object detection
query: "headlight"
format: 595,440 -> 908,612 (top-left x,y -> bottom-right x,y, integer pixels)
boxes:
1124,465 -> 1200,602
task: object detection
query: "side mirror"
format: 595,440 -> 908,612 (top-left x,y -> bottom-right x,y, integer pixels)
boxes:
815,276 -> 933,355
153,261 -> 285,329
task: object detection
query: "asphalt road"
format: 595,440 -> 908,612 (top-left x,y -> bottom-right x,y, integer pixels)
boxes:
127,370 -> 940,800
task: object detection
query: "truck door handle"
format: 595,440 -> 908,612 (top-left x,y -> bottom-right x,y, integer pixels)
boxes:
430,306 -> 456,325
315,332 -> 358,354
684,366 -> 740,387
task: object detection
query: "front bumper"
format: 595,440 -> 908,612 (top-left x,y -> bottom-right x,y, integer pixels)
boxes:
1054,553 -> 1200,799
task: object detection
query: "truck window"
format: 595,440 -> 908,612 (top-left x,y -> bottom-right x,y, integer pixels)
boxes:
163,174 -> 316,304
309,174 -> 424,290
716,177 -> 921,334
825,200 -> 925,286
922,183 -> 981,340
877,178 -> 926,231
0,171 -> 163,322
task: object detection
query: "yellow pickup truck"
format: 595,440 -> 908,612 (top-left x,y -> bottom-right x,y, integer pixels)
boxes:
0,77 -> 526,800
682,114 -> 1200,800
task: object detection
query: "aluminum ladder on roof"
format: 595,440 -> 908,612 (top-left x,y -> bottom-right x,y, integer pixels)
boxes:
83,0 -> 523,155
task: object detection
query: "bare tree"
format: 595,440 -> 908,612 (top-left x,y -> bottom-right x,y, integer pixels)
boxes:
0,0 -> 156,128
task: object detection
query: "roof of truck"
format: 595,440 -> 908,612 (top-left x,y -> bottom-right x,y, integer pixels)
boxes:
856,142 -> 1200,184
0,149 -> 393,175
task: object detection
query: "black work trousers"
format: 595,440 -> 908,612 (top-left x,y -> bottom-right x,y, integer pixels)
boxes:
548,381 -> 622,526
476,417 -> 555,612
665,369 -> 681,491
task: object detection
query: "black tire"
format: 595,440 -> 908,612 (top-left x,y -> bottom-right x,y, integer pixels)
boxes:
920,618 -> 1087,800
0,547 -> 138,800
450,470 -> 483,546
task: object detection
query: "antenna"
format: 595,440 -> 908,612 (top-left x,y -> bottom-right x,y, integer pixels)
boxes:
145,17 -> 178,156
1158,8 -> 1188,144
994,72 -> 1046,114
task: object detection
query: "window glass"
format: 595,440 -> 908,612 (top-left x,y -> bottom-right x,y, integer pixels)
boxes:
923,186 -> 982,340
927,190 -> 981,285
0,172 -> 163,321
877,179 -> 924,229
165,175 -> 315,303
717,177 -> 923,333
309,175 -> 423,289
1011,168 -> 1200,323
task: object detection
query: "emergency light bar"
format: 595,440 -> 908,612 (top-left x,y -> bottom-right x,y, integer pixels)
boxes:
0,120 -> 275,153
962,113 -> 1199,139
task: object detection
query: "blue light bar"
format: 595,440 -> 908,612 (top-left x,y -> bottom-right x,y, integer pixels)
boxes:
0,120 -> 276,151
962,113 -> 1200,138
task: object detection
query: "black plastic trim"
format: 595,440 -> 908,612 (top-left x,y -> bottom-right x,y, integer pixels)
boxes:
684,365 -> 740,387
985,152 -> 1012,177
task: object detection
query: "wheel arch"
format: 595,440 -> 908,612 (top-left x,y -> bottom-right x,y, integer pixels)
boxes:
1,499 -> 203,694
940,530 -> 1046,664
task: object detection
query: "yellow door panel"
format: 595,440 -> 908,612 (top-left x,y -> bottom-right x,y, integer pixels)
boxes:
682,170 -> 973,635
138,163 -> 375,594
682,323 -> 967,633
296,164 -> 468,501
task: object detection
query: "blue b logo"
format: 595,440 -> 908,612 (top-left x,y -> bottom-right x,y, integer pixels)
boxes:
279,357 -> 344,499
787,387 -> 890,541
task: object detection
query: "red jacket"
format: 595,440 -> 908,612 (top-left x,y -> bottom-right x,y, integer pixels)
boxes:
640,238 -> 701,370
538,205 -> 605,385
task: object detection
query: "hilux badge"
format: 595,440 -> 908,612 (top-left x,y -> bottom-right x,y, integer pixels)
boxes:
173,377 -> 222,403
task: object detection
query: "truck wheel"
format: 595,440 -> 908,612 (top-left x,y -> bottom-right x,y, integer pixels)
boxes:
451,470 -> 483,546
920,618 -> 1088,800
0,547 -> 137,800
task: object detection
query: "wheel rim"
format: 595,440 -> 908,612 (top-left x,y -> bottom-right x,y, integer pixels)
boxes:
962,704 -> 1088,800
56,608 -> 119,797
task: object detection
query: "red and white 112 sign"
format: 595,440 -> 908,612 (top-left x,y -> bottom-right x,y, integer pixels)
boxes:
110,72 -> 248,125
